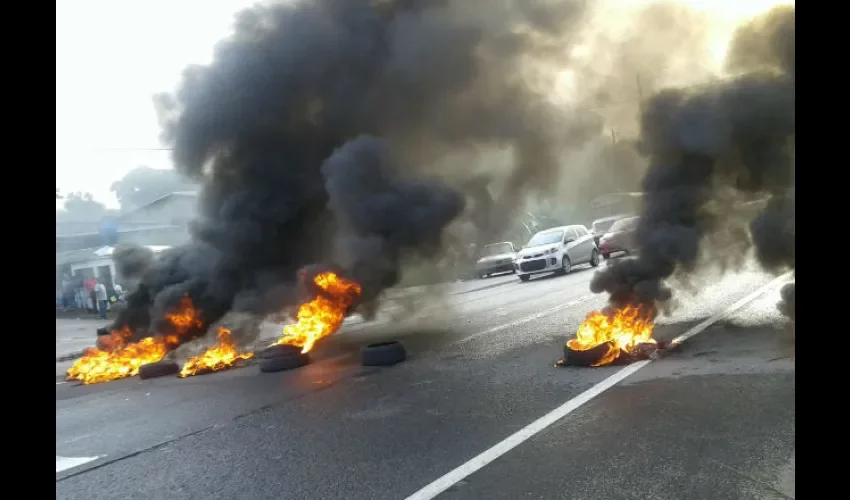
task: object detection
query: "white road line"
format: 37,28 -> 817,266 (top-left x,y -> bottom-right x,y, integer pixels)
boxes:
453,294 -> 594,345
56,455 -> 100,473
403,273 -> 792,500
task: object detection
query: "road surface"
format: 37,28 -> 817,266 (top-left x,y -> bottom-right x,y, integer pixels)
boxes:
56,261 -> 794,500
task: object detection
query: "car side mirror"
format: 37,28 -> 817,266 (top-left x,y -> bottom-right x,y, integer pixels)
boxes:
565,237 -> 575,243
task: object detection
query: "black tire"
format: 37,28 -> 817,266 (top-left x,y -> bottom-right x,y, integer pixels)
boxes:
557,256 -> 572,275
257,344 -> 302,359
519,274 -> 530,282
602,253 -> 610,260
589,249 -> 600,267
95,336 -> 114,351
96,327 -> 110,336
361,341 -> 407,367
259,353 -> 310,373
139,360 -> 180,380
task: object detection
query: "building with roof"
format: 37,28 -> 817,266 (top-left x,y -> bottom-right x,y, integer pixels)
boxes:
56,191 -> 198,295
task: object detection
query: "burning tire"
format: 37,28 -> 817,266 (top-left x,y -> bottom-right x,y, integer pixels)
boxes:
257,344 -> 302,359
95,336 -> 111,351
361,341 -> 407,366
96,327 -> 110,336
138,360 -> 180,380
258,351 -> 310,373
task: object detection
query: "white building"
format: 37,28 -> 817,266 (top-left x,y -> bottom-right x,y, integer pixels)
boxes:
56,191 -> 197,294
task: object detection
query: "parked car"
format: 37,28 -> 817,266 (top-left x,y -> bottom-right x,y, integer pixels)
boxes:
474,242 -> 518,278
598,216 -> 640,260
590,213 -> 633,246
515,225 -> 600,282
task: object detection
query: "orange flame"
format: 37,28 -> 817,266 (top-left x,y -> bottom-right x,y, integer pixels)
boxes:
65,295 -> 203,385
272,271 -> 362,353
179,327 -> 254,377
65,334 -> 178,385
568,306 -> 656,367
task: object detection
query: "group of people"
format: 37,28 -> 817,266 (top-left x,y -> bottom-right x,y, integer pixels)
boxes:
57,277 -> 125,319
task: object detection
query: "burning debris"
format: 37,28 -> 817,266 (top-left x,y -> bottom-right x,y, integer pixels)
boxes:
108,0 -> 615,356
579,4 -> 795,349
66,334 -> 177,385
66,295 -> 201,385
179,328 -> 254,378
560,306 -> 657,367
270,270 -> 362,354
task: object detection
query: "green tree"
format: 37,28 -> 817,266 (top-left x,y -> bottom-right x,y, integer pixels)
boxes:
56,192 -> 114,222
110,166 -> 195,211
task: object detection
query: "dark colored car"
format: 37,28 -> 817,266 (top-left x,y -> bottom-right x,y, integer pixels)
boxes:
598,216 -> 640,260
590,213 -> 632,246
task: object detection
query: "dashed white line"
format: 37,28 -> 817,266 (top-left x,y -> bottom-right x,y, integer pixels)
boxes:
403,273 -> 792,500
56,455 -> 101,473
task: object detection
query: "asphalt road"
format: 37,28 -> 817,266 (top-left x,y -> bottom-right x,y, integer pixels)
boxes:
56,259 -> 794,500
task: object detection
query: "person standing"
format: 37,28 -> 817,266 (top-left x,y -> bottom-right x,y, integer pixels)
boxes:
94,281 -> 109,319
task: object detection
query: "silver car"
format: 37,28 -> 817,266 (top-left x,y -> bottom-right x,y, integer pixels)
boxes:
475,242 -> 518,278
515,225 -> 600,281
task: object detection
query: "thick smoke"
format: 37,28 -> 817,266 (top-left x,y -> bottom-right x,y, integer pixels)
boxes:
590,5 -> 795,320
112,243 -> 155,282
114,0 -> 605,343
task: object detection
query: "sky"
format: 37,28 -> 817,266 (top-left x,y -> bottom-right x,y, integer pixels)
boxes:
56,0 -> 256,209
56,0 -> 791,210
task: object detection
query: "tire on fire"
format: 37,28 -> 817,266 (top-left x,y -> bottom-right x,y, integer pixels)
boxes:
258,344 -> 310,373
139,360 -> 180,380
360,341 -> 407,367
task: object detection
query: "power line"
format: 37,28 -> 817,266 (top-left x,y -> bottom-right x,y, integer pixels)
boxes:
90,147 -> 174,152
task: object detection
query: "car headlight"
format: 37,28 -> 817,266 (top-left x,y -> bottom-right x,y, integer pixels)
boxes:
545,248 -> 558,255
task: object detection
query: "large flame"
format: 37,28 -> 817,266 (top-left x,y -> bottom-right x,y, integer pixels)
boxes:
179,327 -> 254,377
568,306 -> 656,367
272,271 -> 362,353
65,334 -> 178,385
65,295 -> 202,385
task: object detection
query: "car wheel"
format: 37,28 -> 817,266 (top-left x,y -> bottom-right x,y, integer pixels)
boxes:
361,341 -> 407,366
590,249 -> 600,267
519,274 -> 530,282
139,360 -> 180,380
259,345 -> 310,373
558,256 -> 572,275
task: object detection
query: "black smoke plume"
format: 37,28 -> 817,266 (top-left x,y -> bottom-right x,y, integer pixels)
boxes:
113,0 -> 600,344
590,5 -> 795,320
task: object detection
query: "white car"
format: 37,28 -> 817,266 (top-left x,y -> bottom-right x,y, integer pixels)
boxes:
515,225 -> 600,282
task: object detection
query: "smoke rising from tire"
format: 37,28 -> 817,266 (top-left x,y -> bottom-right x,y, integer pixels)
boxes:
589,4 -> 795,320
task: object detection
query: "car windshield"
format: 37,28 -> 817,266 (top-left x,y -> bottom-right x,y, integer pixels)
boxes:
526,230 -> 564,247
609,217 -> 639,232
481,243 -> 513,257
592,219 -> 617,234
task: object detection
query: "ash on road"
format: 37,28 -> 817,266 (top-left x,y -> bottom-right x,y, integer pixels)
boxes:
56,263 -> 794,500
